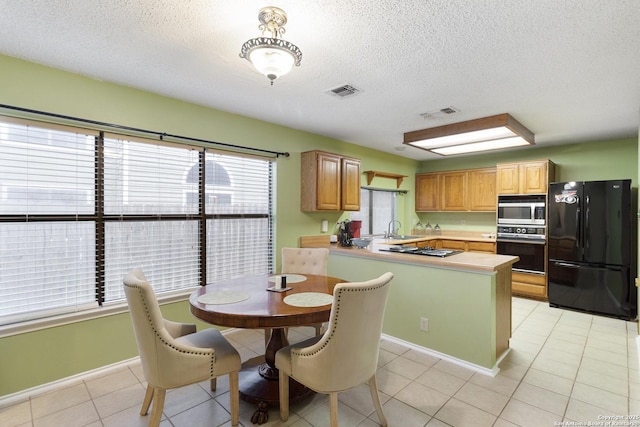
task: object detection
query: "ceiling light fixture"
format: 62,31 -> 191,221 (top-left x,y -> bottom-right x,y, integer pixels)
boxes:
403,113 -> 534,156
239,6 -> 302,85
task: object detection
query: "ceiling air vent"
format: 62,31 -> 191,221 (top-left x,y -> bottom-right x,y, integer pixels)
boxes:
420,106 -> 460,119
326,84 -> 363,98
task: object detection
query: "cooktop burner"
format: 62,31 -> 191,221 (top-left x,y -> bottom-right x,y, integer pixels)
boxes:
380,246 -> 462,257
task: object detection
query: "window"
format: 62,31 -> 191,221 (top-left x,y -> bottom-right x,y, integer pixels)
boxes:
351,188 -> 400,236
0,118 -> 274,325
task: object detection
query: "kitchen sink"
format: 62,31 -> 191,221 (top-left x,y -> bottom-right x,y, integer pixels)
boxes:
389,235 -> 423,240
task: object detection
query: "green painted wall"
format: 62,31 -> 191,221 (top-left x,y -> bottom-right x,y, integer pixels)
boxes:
0,53 -> 637,396
0,54 -> 416,396
328,254 -> 499,369
416,138 -> 638,231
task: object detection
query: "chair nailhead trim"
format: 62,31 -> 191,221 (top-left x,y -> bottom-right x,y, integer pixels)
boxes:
125,282 -> 216,377
292,281 -> 389,358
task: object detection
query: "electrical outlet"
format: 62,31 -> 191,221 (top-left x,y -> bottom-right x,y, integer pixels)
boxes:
420,317 -> 429,332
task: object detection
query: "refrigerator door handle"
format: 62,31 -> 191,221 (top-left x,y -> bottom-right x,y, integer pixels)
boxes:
553,262 -> 580,269
585,196 -> 590,253
575,207 -> 581,248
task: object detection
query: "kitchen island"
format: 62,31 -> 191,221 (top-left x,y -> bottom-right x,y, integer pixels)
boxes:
327,239 -> 518,374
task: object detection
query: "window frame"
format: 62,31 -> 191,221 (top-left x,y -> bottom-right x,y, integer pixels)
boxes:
0,117 -> 275,329
351,187 -> 403,236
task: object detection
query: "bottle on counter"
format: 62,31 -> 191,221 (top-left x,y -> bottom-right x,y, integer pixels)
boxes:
425,222 -> 433,235
434,224 -> 441,235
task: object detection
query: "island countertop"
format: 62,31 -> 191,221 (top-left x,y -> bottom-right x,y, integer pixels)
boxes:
329,239 -> 518,273
326,238 -> 516,372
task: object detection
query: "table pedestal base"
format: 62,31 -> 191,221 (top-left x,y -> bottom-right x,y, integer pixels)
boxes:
239,356 -> 314,406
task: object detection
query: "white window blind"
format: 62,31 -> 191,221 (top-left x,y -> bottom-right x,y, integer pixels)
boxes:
0,118 -> 275,326
351,188 -> 398,235
204,151 -> 274,282
102,136 -> 202,301
0,120 -> 98,324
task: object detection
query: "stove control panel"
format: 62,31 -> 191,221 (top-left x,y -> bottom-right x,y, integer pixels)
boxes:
497,225 -> 546,241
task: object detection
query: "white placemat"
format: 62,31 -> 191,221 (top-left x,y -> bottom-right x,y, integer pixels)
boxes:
283,292 -> 333,307
197,290 -> 250,305
268,274 -> 307,284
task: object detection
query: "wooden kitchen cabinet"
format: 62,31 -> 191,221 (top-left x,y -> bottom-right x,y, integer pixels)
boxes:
441,171 -> 467,211
512,271 -> 547,299
428,239 -> 496,253
438,239 -> 467,250
300,150 -> 361,211
415,173 -> 440,211
416,167 -> 496,212
341,157 -> 361,211
496,160 -> 555,195
467,241 -> 496,253
468,167 -> 497,211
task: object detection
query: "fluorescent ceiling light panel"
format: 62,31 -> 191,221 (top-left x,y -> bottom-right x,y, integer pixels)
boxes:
403,113 -> 534,156
430,137 -> 531,156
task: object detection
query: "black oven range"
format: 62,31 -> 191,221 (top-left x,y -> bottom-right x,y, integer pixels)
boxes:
497,224 -> 546,274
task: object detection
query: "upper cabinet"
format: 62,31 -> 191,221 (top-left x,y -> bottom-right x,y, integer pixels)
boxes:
340,157 -> 361,211
415,167 -> 496,212
300,150 -> 361,211
441,170 -> 467,211
468,168 -> 498,210
415,173 -> 440,211
496,160 -> 556,195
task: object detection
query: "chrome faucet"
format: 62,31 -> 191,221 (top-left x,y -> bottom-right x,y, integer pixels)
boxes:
386,220 -> 402,238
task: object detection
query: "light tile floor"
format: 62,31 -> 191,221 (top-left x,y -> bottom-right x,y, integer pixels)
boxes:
2,297 -> 639,427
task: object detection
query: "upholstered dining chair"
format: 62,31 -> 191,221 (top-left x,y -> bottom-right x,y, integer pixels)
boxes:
275,247 -> 331,340
281,247 -> 329,276
275,272 -> 394,427
123,268 -> 241,427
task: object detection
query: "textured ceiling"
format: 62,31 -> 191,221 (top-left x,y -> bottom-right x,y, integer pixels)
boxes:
0,0 -> 639,160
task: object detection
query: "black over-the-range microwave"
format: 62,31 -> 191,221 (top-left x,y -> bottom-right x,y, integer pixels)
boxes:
497,195 -> 546,226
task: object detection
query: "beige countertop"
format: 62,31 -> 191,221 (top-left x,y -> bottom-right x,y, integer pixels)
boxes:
384,231 -> 496,245
329,239 -> 517,274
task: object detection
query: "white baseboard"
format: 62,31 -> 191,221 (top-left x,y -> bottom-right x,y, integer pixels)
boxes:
1,329 -> 501,410
380,333 -> 503,377
0,328 -> 240,409
0,357 -> 141,409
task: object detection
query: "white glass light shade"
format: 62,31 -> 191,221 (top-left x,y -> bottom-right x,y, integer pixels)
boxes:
249,46 -> 296,82
239,7 -> 302,85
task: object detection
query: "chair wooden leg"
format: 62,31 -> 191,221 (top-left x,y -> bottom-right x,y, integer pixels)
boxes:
229,371 -> 239,426
329,392 -> 339,427
278,369 -> 290,421
369,375 -> 387,426
149,388 -> 166,427
210,377 -> 217,391
140,384 -> 154,415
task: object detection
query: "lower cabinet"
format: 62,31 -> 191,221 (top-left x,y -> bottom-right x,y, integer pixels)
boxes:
512,272 -> 547,299
418,239 -> 496,253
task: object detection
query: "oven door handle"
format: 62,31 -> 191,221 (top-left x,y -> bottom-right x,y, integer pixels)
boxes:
496,238 -> 546,245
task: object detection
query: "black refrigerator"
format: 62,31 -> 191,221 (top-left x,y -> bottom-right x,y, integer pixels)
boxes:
548,180 -> 636,320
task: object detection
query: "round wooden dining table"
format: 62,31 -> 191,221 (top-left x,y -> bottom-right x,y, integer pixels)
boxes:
189,273 -> 344,411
